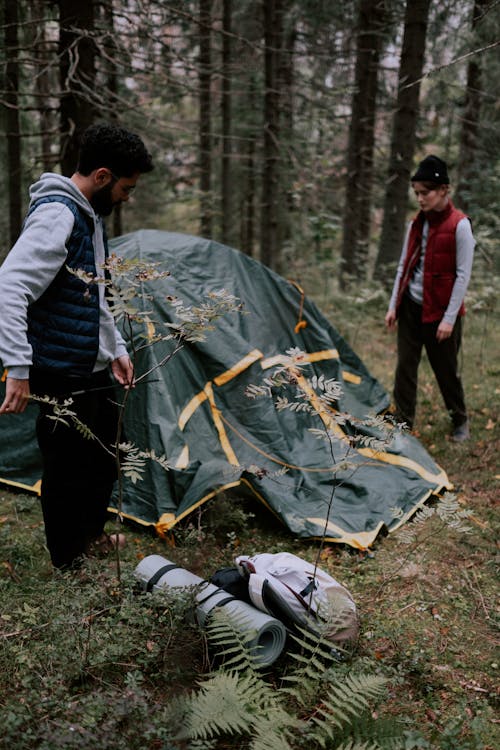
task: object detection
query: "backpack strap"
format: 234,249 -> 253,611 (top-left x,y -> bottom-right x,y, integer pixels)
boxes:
247,573 -> 271,614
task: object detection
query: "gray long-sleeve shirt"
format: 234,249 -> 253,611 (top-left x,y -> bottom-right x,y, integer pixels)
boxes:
0,173 -> 127,380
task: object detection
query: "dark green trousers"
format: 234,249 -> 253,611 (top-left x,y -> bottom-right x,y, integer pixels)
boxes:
30,368 -> 119,569
394,294 -> 467,430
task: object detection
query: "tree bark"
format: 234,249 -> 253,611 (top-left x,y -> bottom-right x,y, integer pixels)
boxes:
260,0 -> 283,270
241,126 -> 256,256
455,0 -> 488,212
4,0 -> 22,246
279,20 -> 296,247
340,0 -> 386,289
221,0 -> 232,244
99,0 -> 122,236
374,0 -> 431,280
30,0 -> 57,172
199,0 -> 213,238
59,0 -> 97,176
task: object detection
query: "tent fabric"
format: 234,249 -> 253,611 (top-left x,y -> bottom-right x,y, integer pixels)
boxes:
0,230 -> 451,549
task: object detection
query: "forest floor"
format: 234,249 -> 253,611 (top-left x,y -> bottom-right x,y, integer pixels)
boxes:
0,277 -> 498,749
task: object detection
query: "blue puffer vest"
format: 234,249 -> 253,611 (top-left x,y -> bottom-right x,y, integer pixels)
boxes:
27,195 -> 105,376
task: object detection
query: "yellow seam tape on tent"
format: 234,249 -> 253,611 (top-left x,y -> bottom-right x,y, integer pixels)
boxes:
305,518 -> 385,549
155,480 -> 244,533
295,372 -> 449,486
213,349 -> 263,386
342,371 -> 361,384
357,446 -> 450,486
107,507 -> 158,527
178,351 -> 264,431
175,444 -> 190,469
146,319 -> 156,340
0,478 -> 42,495
204,382 -> 239,466
241,478 -> 374,549
109,478 -> 387,550
261,349 -> 339,370
178,391 -> 208,430
261,351 -> 360,385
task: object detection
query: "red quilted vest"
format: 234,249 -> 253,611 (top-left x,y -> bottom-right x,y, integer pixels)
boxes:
396,201 -> 467,324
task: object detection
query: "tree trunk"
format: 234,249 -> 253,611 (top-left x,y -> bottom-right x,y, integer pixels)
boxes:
279,21 -> 296,247
260,0 -> 283,270
99,0 -> 122,236
340,0 -> 386,289
455,0 -> 488,212
59,0 -> 97,176
374,0 -> 431,280
221,0 -> 232,245
199,0 -> 213,238
4,0 -> 22,246
241,128 -> 256,256
30,0 -> 56,172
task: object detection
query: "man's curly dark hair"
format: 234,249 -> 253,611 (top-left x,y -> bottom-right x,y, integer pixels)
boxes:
76,123 -> 154,177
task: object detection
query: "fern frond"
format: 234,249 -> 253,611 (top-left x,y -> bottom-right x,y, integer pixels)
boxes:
310,674 -> 387,742
334,741 -> 383,750
182,670 -> 277,740
186,739 -> 218,750
287,623 -> 342,667
249,713 -> 300,750
183,671 -> 253,739
206,608 -> 263,672
281,625 -> 341,707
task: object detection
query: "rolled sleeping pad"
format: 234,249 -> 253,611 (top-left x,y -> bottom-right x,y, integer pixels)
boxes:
134,554 -> 287,668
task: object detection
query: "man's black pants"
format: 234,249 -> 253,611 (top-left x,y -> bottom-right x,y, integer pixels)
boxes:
394,294 -> 467,430
30,368 -> 119,569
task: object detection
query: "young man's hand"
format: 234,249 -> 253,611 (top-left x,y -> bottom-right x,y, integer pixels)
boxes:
0,378 -> 30,414
111,355 -> 135,389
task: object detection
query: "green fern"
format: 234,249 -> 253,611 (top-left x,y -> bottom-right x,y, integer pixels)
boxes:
180,670 -> 282,740
282,625 -> 341,707
309,673 -> 388,744
175,615 -> 402,750
206,607 -> 267,672
334,742 -> 388,750
249,715 -> 298,750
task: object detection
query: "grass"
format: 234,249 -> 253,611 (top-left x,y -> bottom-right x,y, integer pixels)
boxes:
0,272 -> 498,749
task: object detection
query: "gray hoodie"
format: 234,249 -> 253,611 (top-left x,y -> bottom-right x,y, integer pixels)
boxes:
0,173 -> 128,379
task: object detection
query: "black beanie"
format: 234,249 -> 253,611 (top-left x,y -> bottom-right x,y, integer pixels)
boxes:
411,155 -> 449,184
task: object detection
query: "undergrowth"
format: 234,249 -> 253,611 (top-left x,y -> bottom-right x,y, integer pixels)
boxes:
0,264 -> 498,749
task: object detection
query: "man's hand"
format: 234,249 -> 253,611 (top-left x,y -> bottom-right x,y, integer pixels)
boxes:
436,321 -> 453,342
385,309 -> 397,332
111,355 -> 135,389
0,378 -> 30,414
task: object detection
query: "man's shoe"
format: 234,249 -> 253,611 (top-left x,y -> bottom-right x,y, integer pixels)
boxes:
451,421 -> 470,442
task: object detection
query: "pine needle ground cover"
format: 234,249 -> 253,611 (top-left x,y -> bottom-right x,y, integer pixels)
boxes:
0,281 -> 498,749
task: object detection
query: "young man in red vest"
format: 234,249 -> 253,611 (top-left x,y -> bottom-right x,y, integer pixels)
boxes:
385,155 -> 475,442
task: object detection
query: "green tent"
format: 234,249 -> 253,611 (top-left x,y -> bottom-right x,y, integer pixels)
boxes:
0,231 -> 450,548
